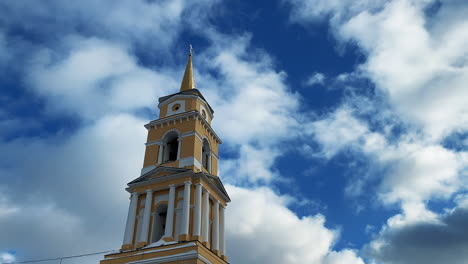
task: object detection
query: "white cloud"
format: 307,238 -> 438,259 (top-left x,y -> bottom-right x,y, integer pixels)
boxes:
288,0 -> 468,139
226,185 -> 364,264
200,36 -> 300,146
286,0 -> 387,25
0,252 -> 15,264
339,0 -> 468,140
307,105 -> 468,215
0,16 -> 364,264
323,249 -> 364,264
27,37 -> 176,120
306,72 -> 326,86
306,106 -> 369,158
190,34 -> 303,185
286,1 -> 468,262
378,143 -> 465,206
0,114 -> 146,260
221,145 -> 281,184
0,0 -> 199,50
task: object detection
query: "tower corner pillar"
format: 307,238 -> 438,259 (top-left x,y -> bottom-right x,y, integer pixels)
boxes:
122,192 -> 139,250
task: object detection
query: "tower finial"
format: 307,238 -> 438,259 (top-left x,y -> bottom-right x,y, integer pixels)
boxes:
180,45 -> 195,91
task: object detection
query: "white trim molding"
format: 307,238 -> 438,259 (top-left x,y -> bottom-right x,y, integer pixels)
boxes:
128,250 -> 213,264
145,140 -> 162,147
166,100 -> 186,117
179,156 -> 202,170
180,131 -> 204,143
145,111 -> 222,144
141,165 -> 156,175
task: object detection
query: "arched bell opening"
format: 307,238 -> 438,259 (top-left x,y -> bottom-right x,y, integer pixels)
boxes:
151,204 -> 168,243
163,131 -> 179,162
202,138 -> 211,173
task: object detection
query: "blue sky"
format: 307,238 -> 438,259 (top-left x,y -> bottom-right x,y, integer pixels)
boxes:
1,1 -> 468,264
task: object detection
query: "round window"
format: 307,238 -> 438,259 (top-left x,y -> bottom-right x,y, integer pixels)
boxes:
201,110 -> 207,119
172,104 -> 181,111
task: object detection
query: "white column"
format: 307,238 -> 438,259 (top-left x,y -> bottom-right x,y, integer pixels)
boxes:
220,206 -> 226,255
212,200 -> 220,252
181,181 -> 191,237
123,192 -> 139,245
138,189 -> 153,244
208,152 -> 212,174
201,189 -> 210,243
193,183 -> 203,238
157,143 -> 163,164
164,184 -> 176,239
177,138 -> 182,160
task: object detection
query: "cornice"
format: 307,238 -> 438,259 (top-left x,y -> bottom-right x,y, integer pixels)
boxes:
126,168 -> 230,203
144,111 -> 222,144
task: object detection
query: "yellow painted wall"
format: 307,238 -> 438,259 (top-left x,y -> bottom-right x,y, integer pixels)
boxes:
143,144 -> 159,167
180,136 -> 195,159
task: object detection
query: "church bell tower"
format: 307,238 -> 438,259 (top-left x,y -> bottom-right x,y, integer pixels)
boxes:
101,48 -> 230,264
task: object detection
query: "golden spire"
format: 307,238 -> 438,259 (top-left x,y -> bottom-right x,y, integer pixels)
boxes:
180,45 -> 195,91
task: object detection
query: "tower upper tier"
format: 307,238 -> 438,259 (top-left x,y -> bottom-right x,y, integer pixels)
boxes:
140,49 -> 221,176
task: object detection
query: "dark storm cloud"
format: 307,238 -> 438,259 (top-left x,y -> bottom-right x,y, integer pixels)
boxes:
367,204 -> 468,264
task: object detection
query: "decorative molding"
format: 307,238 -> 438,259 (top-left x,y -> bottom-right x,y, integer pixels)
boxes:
166,100 -> 186,117
144,111 -> 222,144
141,165 -> 156,175
158,94 -> 213,119
107,243 -> 198,261
180,131 -> 203,142
127,169 -> 230,203
158,94 -> 199,107
145,140 -> 161,147
125,250 -> 209,264
161,128 -> 181,141
199,104 -> 211,122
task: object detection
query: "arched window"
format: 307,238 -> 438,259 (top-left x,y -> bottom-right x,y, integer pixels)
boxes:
202,139 -> 211,173
163,132 -> 179,162
151,204 -> 168,243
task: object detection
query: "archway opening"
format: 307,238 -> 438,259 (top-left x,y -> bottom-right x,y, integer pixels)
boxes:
151,204 -> 168,243
164,132 -> 179,162
202,139 -> 211,172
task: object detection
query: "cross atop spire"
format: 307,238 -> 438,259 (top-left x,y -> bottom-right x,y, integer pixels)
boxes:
180,45 -> 195,92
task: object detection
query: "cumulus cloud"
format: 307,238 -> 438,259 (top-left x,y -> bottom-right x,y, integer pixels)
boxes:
288,0 -> 468,139
0,114 -> 146,261
0,0 -> 202,50
306,106 -> 369,158
202,36 -> 300,145
226,185 -> 364,264
27,37 -> 176,120
190,34 -> 302,185
286,1 -> 468,263
339,0 -> 468,140
307,104 -> 468,215
0,2 -> 368,264
0,252 -> 15,264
